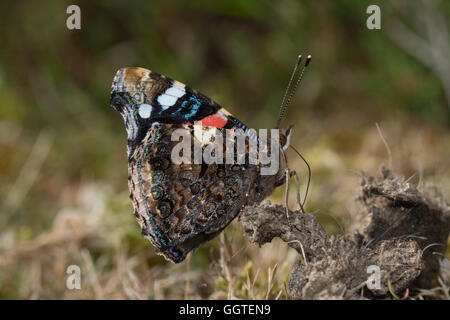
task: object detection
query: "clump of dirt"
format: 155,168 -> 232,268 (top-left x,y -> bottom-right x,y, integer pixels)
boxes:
239,167 -> 449,300
357,167 -> 450,289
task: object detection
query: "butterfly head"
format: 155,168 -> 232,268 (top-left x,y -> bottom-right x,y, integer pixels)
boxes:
279,125 -> 293,151
269,125 -> 293,187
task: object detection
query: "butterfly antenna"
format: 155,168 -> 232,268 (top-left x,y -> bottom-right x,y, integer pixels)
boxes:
284,55 -> 311,116
289,144 -> 311,207
275,55 -> 302,129
275,54 -> 312,129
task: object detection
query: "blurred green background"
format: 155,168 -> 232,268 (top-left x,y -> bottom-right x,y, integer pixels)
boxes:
0,0 -> 449,299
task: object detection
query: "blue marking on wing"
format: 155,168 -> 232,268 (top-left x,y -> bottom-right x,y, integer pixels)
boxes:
152,90 -> 220,124
180,96 -> 201,118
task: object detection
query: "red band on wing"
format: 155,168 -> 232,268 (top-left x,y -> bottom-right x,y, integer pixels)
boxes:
194,113 -> 228,128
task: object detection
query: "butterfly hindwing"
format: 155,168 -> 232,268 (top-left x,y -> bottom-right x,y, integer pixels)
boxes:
128,123 -> 258,262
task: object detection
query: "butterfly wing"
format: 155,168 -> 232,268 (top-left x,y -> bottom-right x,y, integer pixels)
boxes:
128,123 -> 259,262
111,67 -> 223,123
111,67 -> 286,263
110,67 -> 261,144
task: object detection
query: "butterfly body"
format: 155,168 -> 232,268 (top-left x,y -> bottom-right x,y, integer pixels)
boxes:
111,67 -> 290,263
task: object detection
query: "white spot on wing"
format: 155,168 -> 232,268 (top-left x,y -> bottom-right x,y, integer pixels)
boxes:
138,104 -> 153,118
165,85 -> 185,98
157,84 -> 186,110
157,94 -> 178,109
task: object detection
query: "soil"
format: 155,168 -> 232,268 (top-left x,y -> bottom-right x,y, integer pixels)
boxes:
239,167 -> 450,299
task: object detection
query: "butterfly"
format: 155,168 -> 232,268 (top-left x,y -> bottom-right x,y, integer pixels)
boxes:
110,57 -> 310,263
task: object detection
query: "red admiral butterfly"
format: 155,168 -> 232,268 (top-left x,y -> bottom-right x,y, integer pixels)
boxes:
110,56 -> 310,263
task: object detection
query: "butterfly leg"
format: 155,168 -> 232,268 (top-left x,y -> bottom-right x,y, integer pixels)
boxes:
284,168 -> 290,218
290,170 -> 305,213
